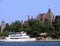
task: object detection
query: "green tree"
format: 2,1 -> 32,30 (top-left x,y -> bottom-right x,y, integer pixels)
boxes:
54,19 -> 60,31
10,20 -> 22,32
26,19 -> 44,37
3,23 -> 10,32
0,32 -> 8,36
53,17 -> 60,38
44,18 -> 54,32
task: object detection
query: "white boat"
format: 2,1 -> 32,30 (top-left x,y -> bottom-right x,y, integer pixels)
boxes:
0,31 -> 36,42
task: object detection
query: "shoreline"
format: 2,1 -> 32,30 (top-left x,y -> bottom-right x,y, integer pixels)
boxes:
0,39 -> 60,42
36,40 -> 60,42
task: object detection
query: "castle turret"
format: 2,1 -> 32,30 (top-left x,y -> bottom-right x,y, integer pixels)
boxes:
28,15 -> 30,20
1,20 -> 6,32
46,8 -> 55,22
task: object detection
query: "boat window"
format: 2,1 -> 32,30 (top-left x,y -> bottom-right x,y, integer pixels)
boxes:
10,38 -> 19,39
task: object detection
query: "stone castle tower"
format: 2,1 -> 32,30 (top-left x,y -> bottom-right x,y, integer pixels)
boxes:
1,20 -> 6,32
46,8 -> 55,22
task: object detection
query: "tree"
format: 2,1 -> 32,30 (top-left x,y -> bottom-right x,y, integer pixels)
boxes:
9,20 -> 22,32
44,18 -> 54,32
26,19 -> 44,37
0,32 -> 8,36
53,16 -> 60,38
3,23 -> 10,32
23,23 -> 30,31
54,18 -> 60,31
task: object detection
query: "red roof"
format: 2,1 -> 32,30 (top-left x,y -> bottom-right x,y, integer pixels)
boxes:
38,13 -> 46,17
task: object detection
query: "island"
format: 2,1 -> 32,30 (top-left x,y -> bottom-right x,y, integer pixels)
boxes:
0,8 -> 60,42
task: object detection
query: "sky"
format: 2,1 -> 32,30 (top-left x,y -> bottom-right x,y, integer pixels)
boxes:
0,0 -> 60,24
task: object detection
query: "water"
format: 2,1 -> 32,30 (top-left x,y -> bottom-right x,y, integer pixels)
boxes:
0,41 -> 60,46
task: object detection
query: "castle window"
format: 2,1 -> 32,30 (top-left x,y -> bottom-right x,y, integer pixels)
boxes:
40,19 -> 42,22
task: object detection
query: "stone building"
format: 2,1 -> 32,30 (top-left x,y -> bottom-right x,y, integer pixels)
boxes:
46,8 -> 55,22
36,8 -> 55,23
36,13 -> 46,22
0,20 -> 6,32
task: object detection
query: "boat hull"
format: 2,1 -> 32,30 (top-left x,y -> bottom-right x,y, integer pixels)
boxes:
0,38 -> 36,42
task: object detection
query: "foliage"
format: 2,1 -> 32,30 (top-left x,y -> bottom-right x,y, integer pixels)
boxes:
3,23 -> 10,32
0,32 -> 8,36
44,18 -> 54,32
1,16 -> 60,38
9,21 -> 21,32
26,19 -> 45,37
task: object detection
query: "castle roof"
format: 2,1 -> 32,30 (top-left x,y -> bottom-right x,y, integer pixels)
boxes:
46,8 -> 54,16
1,20 -> 5,23
40,13 -> 46,17
37,13 -> 46,18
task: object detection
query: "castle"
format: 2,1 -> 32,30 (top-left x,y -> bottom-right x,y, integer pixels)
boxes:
36,8 -> 55,23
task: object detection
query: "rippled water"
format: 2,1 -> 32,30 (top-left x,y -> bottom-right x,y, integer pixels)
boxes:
0,41 -> 60,46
